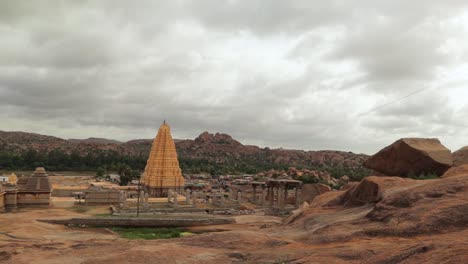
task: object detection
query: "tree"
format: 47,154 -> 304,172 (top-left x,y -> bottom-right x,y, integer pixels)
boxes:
95,166 -> 105,180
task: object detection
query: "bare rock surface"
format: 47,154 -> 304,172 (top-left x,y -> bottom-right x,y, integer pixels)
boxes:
364,138 -> 453,177
442,164 -> 468,178
453,146 -> 468,166
2,169 -> 468,263
301,183 -> 332,203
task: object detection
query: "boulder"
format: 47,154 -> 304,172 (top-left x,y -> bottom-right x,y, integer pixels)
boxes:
327,176 -> 417,207
301,183 -> 332,204
363,138 -> 452,177
453,146 -> 468,166
442,164 -> 468,178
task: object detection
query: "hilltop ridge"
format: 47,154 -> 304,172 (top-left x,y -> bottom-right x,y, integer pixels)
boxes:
0,130 -> 369,177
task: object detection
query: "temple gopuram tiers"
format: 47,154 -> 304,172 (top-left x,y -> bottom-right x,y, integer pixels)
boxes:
142,121 -> 185,197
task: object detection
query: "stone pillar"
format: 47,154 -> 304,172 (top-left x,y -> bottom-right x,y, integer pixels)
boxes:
139,190 -> 145,207
277,186 -> 282,208
143,193 -> 149,210
173,192 -> 178,207
261,188 -> 266,206
185,189 -> 191,205
192,192 -> 197,208
283,185 -> 288,209
168,190 -> 173,203
220,192 -> 225,206
295,187 -> 302,208
269,187 -> 274,207
252,185 -> 257,203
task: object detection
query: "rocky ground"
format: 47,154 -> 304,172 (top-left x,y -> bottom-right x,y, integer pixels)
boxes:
1,169 -> 467,264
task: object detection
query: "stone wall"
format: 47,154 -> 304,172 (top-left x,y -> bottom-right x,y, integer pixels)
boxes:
17,192 -> 51,208
4,190 -> 18,210
0,191 -> 5,213
85,190 -> 120,205
52,188 -> 87,197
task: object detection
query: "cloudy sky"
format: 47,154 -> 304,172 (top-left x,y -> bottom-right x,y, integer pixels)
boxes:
1,1 -> 468,154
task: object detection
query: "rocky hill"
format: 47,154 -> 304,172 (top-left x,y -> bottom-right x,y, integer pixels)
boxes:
0,130 -> 369,177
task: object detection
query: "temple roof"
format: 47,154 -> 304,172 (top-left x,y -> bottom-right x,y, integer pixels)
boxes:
142,121 -> 185,189
17,167 -> 52,193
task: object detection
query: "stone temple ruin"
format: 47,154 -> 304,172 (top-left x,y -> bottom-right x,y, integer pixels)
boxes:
141,121 -> 185,197
44,122 -> 308,217
113,177 -> 304,217
0,167 -> 52,211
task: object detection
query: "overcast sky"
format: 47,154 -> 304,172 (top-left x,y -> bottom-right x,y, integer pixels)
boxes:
1,1 -> 468,154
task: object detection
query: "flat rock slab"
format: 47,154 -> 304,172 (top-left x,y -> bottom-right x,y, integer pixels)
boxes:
39,215 -> 235,227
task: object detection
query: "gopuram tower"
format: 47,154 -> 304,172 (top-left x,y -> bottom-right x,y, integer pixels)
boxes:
142,121 -> 185,197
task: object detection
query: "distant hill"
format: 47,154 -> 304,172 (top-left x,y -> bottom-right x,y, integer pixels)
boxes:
0,130 -> 370,179
69,137 -> 123,145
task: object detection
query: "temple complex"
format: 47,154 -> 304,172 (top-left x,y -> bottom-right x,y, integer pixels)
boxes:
142,121 -> 185,197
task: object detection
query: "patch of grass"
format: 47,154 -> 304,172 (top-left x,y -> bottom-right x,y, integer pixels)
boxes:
93,213 -> 112,218
408,171 -> 440,180
110,227 -> 188,240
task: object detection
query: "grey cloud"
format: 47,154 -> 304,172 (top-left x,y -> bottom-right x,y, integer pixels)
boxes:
0,1 -> 468,154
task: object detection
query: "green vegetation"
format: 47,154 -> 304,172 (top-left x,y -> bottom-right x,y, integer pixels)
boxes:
93,213 -> 113,218
110,227 -> 187,240
0,148 -> 370,182
408,171 -> 440,180
95,166 -> 105,179
0,149 -> 146,172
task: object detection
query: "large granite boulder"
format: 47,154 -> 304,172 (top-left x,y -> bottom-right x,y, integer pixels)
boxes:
453,146 -> 468,166
326,176 -> 416,207
364,138 -> 452,177
301,183 -> 332,204
442,164 -> 468,178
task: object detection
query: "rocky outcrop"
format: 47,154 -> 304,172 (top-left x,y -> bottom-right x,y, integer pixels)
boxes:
301,183 -> 332,204
453,146 -> 468,166
366,173 -> 468,235
258,168 -> 353,187
284,169 -> 468,260
363,138 -> 453,177
328,176 -> 417,207
442,164 -> 468,178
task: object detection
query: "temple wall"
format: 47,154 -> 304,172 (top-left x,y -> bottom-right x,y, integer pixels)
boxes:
0,192 -> 5,213
4,190 -> 18,210
52,188 -> 87,197
145,186 -> 184,198
17,192 -> 51,208
85,190 -> 120,205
